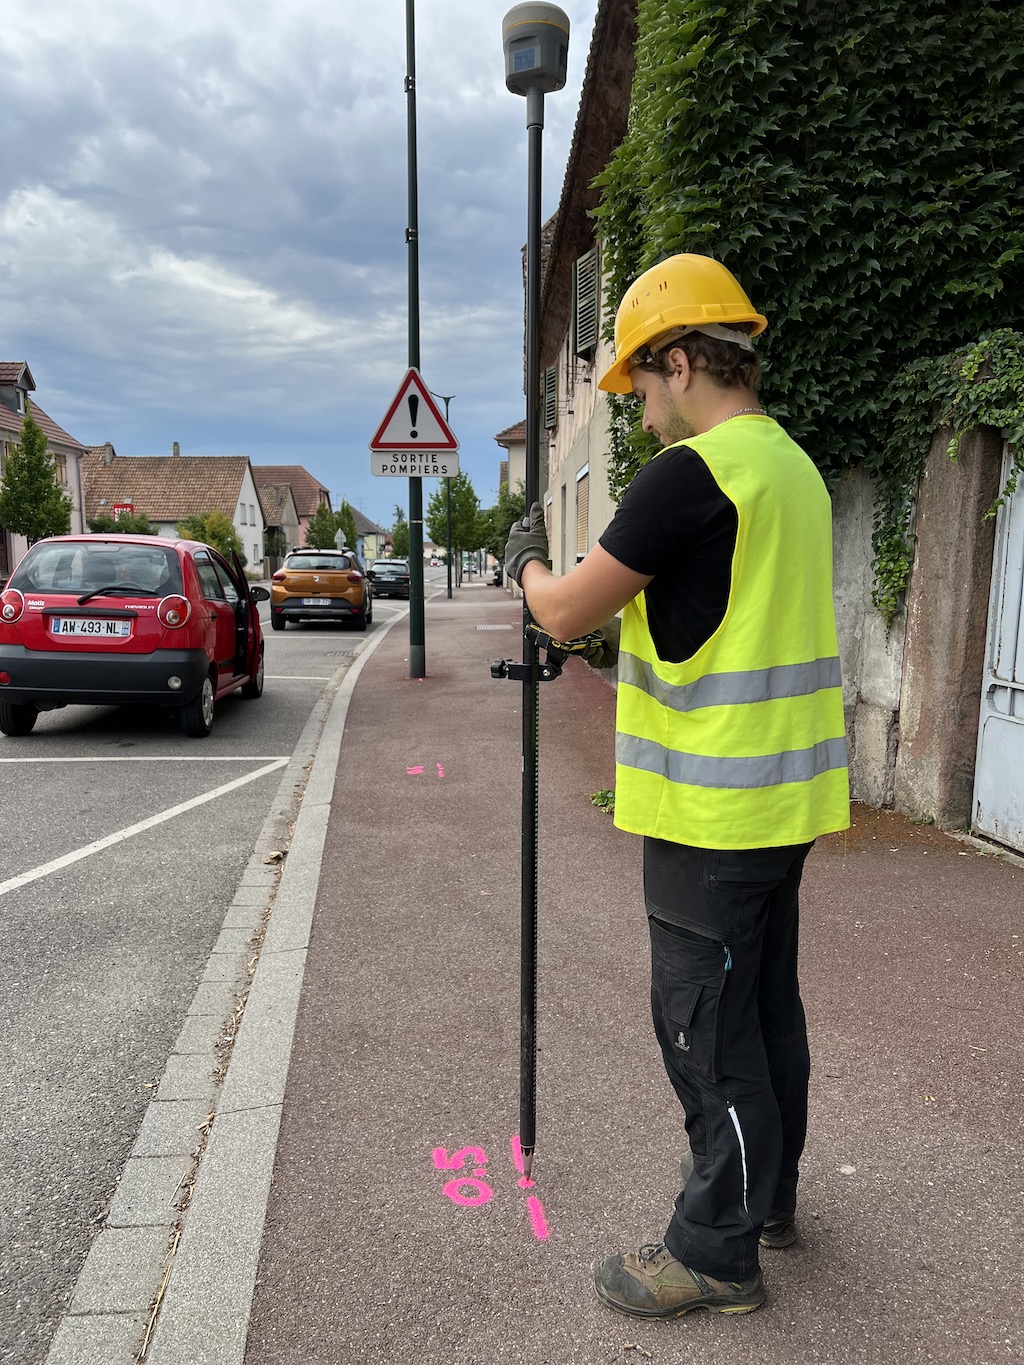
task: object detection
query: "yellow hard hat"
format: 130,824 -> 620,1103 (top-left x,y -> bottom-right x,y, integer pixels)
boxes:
597,254 -> 768,393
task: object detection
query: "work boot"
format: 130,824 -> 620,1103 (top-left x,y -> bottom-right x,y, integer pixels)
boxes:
594,1242 -> 764,1319
678,1148 -> 797,1249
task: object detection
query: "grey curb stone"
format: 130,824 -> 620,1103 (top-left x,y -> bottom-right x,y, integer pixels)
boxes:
67,1226 -> 171,1313
105,1156 -> 190,1227
44,1313 -> 149,1365
131,1099 -> 212,1160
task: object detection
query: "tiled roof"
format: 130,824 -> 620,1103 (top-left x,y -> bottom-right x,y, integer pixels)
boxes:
251,465 -> 330,518
349,507 -> 384,536
494,420 -> 526,444
0,362 -> 35,388
81,452 -> 252,521
256,483 -> 294,525
0,396 -> 84,450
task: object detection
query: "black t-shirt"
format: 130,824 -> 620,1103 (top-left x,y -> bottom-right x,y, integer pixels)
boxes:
598,446 -> 737,664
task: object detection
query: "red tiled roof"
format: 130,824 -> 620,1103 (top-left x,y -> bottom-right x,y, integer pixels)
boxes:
81,452 -> 252,521
251,465 -> 330,518
0,396 -> 84,450
494,420 -> 526,444
0,362 -> 35,388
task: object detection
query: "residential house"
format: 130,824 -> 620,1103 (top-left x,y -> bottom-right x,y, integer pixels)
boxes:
81,444 -> 266,574
0,362 -> 87,579
255,482 -> 301,576
534,0 -> 1022,849
250,465 -> 331,547
351,507 -> 387,565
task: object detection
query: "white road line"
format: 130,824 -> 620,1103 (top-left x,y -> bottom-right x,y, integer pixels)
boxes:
0,758 -> 288,898
0,756 -> 289,763
265,674 -> 335,680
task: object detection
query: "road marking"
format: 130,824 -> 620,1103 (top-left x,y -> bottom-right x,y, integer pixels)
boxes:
0,758 -> 288,898
265,674 -> 336,680
0,755 -> 289,763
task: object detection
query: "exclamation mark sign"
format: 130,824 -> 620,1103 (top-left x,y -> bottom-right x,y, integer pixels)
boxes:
408,395 -> 419,439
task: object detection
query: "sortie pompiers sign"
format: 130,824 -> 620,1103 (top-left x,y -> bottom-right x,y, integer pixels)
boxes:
369,367 -> 460,478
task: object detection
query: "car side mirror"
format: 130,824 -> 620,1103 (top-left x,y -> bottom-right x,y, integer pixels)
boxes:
366,570 -> 375,581
250,586 -> 271,602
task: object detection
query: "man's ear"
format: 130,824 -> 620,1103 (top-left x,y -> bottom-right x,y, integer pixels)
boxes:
664,344 -> 691,384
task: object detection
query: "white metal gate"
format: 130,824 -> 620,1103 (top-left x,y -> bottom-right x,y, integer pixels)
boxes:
973,441 -> 1024,852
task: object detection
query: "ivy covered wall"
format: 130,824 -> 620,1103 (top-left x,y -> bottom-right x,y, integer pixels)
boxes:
593,0 -> 1024,614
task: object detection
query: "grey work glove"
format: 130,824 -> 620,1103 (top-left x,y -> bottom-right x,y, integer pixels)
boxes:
584,615 -> 621,669
503,502 -> 549,587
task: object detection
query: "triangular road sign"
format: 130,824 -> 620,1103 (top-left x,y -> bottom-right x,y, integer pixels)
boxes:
369,368 -> 459,451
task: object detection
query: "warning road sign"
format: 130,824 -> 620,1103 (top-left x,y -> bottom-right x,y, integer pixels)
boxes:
369,369 -> 459,452
371,452 -> 460,478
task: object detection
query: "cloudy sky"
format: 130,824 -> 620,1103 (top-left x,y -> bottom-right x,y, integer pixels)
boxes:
1,0 -> 597,529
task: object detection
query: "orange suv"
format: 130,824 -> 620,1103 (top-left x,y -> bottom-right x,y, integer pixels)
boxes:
270,548 -> 372,631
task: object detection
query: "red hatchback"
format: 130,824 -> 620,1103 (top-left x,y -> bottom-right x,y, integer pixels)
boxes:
0,535 -> 269,738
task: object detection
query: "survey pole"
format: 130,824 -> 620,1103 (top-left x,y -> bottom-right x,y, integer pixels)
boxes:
405,0 -> 425,677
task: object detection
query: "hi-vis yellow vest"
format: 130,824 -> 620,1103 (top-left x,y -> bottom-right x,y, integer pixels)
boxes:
615,415 -> 850,850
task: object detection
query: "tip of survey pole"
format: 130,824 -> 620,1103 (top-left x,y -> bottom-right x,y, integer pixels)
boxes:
521,1147 -> 534,1181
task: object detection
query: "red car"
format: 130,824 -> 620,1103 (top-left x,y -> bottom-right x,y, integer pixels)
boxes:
0,534 -> 269,738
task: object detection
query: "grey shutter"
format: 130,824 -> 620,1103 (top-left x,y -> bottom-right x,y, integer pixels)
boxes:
542,366 -> 558,429
572,246 -> 600,359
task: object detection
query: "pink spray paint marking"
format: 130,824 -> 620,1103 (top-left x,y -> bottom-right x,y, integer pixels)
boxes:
525,1195 -> 550,1240
436,763 -> 445,779
407,765 -> 424,776
443,1177 -> 494,1207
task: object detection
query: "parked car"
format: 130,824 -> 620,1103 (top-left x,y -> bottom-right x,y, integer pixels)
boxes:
270,548 -> 372,630
367,559 -> 411,599
0,535 -> 269,738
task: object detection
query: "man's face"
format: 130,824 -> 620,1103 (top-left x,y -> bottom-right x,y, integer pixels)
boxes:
630,362 -> 695,447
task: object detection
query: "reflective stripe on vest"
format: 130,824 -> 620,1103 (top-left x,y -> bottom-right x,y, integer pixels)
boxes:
617,731 -> 849,791
617,652 -> 842,713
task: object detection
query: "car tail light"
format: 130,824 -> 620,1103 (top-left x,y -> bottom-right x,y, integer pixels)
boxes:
0,589 -> 25,623
272,570 -> 286,581
347,571 -> 363,584
157,594 -> 192,628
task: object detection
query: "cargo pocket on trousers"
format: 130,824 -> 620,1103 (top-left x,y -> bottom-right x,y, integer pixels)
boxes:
656,930 -> 729,1084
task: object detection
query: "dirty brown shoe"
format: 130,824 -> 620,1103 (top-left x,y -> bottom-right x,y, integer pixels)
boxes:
594,1242 -> 764,1319
679,1148 -> 797,1249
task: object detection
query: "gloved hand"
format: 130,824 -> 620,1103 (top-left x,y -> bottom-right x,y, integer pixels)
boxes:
583,615 -> 621,669
503,502 -> 549,587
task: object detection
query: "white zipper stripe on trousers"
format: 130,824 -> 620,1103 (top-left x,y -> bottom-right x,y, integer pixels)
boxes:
727,1104 -> 749,1215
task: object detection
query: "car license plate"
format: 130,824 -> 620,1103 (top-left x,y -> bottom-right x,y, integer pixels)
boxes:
51,618 -> 131,638
301,597 -> 331,606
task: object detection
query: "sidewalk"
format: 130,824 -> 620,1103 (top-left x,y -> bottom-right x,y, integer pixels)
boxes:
159,586 -> 1024,1365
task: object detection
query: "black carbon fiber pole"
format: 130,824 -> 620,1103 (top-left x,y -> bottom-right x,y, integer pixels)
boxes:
502,4 -> 569,1183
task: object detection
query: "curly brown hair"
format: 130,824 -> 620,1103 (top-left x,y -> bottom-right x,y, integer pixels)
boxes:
639,324 -> 761,393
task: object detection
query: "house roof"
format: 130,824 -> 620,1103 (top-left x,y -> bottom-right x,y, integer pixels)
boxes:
81,452 -> 253,521
351,507 -> 386,536
0,362 -> 36,389
494,420 -> 526,445
0,395 -> 85,450
251,465 -> 330,518
539,0 -> 638,367
256,483 -> 296,526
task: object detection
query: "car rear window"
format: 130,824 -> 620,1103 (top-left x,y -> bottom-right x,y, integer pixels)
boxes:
284,554 -> 352,571
373,561 -> 408,571
10,542 -> 184,595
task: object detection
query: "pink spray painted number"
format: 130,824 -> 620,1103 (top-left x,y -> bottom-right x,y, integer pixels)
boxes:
431,1139 -> 549,1240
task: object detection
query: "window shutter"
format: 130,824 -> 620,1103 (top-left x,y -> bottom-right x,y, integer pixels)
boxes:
572,246 -> 600,359
575,470 -> 589,561
542,366 -> 558,429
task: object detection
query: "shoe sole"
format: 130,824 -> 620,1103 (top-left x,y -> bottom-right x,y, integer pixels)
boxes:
760,1226 -> 797,1249
594,1283 -> 764,1320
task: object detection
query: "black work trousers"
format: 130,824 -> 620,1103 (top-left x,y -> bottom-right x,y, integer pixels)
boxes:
644,836 -> 814,1283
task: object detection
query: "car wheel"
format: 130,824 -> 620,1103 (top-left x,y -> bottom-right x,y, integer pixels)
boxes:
0,700 -> 38,736
353,602 -> 367,631
270,612 -> 286,631
182,672 -> 215,737
241,645 -> 264,698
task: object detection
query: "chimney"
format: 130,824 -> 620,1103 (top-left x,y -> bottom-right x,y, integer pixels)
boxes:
103,441 -> 115,467
172,442 -> 180,457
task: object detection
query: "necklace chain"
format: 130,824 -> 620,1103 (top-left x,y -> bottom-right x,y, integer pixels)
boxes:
723,406 -> 766,421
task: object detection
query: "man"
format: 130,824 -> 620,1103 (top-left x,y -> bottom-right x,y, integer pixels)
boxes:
504,254 -> 850,1320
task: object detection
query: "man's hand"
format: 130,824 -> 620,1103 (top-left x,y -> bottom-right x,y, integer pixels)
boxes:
504,502 -> 549,587
583,616 -> 621,669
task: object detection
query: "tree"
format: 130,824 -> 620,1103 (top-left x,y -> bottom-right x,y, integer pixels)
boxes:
391,505 -> 409,558
425,473 -> 481,584
0,415 -> 71,543
176,511 -> 246,564
304,502 -> 340,549
479,480 -> 526,564
87,510 -> 158,535
336,499 -> 358,551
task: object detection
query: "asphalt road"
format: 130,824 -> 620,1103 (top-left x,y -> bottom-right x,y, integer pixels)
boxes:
0,585 -> 422,1365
